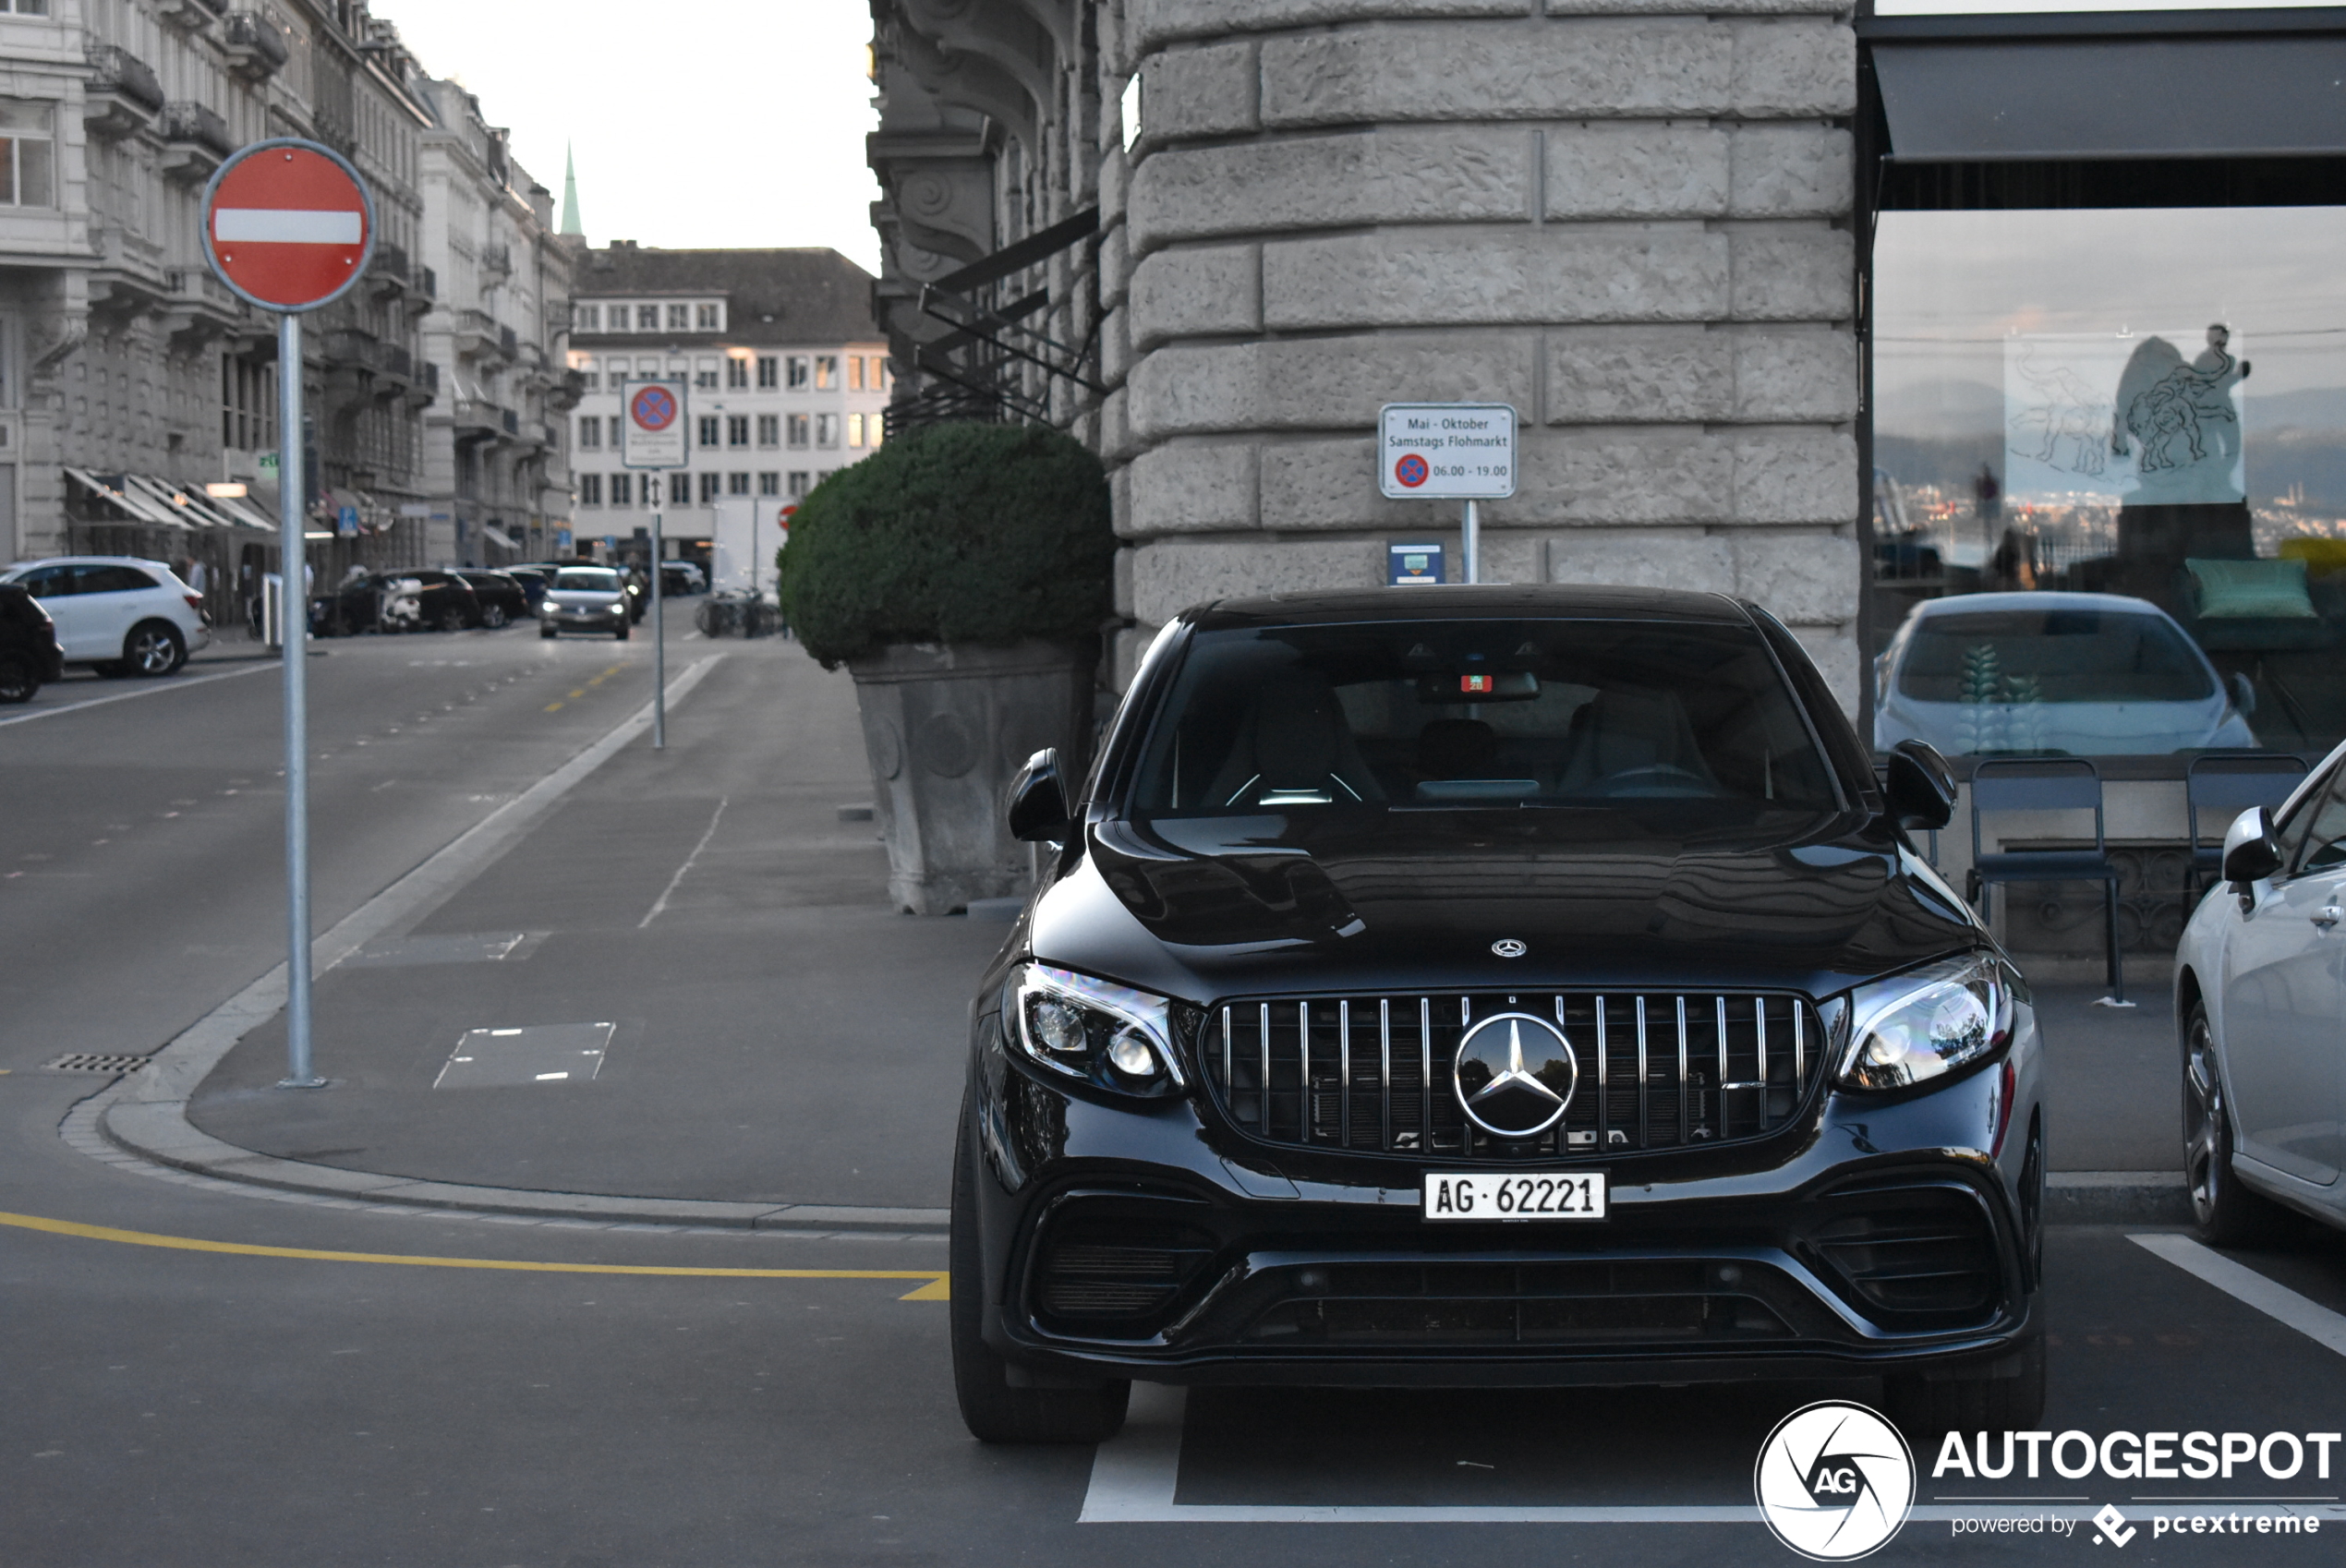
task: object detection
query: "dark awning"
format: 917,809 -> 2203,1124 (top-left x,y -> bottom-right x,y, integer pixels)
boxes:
1873,38 -> 2346,162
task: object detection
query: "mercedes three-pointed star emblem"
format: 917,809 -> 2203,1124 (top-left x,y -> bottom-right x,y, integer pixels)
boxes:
1453,1013 -> 1578,1138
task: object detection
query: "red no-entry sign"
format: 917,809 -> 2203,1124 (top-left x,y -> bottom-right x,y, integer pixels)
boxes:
202,139 -> 375,313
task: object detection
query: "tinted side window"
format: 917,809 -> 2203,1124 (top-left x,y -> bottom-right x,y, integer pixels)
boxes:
75,564 -> 157,594
17,565 -> 77,597
2292,772 -> 2346,874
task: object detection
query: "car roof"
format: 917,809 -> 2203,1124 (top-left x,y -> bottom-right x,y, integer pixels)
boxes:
1907,590 -> 2171,620
4,555 -> 170,572
1184,584 -> 1755,632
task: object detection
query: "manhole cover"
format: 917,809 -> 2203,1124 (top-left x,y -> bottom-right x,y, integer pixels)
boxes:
45,1054 -> 149,1075
432,1022 -> 613,1090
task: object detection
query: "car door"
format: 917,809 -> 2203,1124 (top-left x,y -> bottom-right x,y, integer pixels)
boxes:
72,563 -> 156,659
14,564 -> 95,657
2224,765 -> 2346,1185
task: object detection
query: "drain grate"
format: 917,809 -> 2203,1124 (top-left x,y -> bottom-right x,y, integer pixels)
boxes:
45,1054 -> 149,1075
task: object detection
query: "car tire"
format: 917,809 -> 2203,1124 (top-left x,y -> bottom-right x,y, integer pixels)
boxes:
123,621 -> 187,677
539,625 -> 557,640
613,622 -> 629,641
1884,1333 -> 2046,1444
949,1106 -> 1131,1444
438,606 -> 467,633
0,651 -> 37,704
481,604 -> 508,629
2183,1003 -> 2295,1246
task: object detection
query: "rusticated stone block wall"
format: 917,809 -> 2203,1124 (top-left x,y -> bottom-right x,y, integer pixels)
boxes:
1092,0 -> 1861,707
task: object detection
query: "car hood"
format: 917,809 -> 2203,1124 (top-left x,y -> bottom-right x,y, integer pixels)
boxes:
1023,808 -> 1983,1004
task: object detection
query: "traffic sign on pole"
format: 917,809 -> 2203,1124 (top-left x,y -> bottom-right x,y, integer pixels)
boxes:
620,379 -> 690,470
202,139 -> 378,1093
1378,404 -> 1518,585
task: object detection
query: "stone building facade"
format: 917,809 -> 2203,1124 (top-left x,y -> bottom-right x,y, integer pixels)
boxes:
869,0 -> 1860,705
415,75 -> 574,569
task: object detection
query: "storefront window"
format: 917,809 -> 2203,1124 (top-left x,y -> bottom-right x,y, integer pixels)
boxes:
1870,205 -> 2346,760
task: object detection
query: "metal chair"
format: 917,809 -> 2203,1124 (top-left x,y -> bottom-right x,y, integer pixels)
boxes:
1967,758 -> 2126,1004
2183,752 -> 2308,912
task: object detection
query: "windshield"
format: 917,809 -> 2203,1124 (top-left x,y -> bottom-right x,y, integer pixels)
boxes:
1130,618 -> 1840,817
1896,609 -> 2215,705
554,569 -> 621,593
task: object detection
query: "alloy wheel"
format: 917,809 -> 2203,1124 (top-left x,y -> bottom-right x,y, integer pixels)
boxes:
127,626 -> 182,676
2183,1013 -> 2225,1226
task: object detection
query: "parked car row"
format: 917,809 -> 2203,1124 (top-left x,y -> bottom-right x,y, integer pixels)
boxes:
0,556 -> 208,693
310,569 -> 541,637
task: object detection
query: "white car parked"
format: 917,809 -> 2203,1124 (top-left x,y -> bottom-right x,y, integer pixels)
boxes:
0,556 -> 210,677
2174,739 -> 2346,1242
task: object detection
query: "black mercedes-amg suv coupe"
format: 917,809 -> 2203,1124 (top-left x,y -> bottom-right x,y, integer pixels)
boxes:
953,585 -> 2044,1443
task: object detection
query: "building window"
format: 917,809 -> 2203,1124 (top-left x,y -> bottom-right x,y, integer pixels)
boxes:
816,413 -> 840,449
848,413 -> 865,449
0,102 -> 55,208
849,356 -> 865,392
788,471 -> 811,499
220,354 -> 275,452
726,356 -> 749,391
611,473 -> 632,506
577,416 -> 601,450
636,305 -> 659,331
663,303 -> 688,332
756,356 -> 778,389
756,413 -> 779,448
757,472 -> 780,496
607,416 -> 623,446
787,356 -> 809,390
698,472 -> 720,505
636,356 -> 660,375
603,306 -> 631,333
669,473 -> 691,506
697,415 -> 720,449
787,413 -> 809,449
694,356 -> 719,391
727,415 -> 749,448
869,417 -> 885,451
728,472 -> 750,496
574,303 -> 600,332
578,474 -> 602,506
696,303 -> 720,330
871,356 -> 891,391
0,3 -> 52,13
814,355 -> 838,391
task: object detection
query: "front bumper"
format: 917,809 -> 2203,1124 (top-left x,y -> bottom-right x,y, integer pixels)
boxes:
964,1010 -> 2044,1388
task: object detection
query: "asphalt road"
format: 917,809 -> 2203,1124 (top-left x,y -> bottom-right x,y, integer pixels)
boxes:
4,618 -> 2345,1565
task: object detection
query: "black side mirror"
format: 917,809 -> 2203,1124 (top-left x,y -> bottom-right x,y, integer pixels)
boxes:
2222,805 -> 2283,886
1007,748 -> 1071,843
1885,739 -> 1957,831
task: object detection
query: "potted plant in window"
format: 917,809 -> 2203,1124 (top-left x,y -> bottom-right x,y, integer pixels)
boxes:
778,421 -> 1113,914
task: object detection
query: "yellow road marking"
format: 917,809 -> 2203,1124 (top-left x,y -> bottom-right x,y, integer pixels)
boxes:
0,1210 -> 948,1300
568,688 -> 586,700
544,702 -> 563,712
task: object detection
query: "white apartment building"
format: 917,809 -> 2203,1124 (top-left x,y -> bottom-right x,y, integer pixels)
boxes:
414,74 -> 573,568
564,246 -> 887,555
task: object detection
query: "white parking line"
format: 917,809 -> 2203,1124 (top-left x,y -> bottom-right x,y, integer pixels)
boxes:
0,662 -> 274,729
2133,1233 -> 2346,1358
1077,1385 -> 2100,1524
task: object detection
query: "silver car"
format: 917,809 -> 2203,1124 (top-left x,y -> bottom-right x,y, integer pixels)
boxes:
537,566 -> 631,641
2173,741 -> 2346,1241
1874,591 -> 2255,757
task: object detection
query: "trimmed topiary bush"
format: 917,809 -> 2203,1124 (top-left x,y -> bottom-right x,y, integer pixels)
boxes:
776,421 -> 1114,669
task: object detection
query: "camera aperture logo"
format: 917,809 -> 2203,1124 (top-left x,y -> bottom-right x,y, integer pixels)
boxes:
1756,1401 -> 1917,1561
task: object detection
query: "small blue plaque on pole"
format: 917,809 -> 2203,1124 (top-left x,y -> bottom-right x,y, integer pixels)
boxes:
1389,540 -> 1445,585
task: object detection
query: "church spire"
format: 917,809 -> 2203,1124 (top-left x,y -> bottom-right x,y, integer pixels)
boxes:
560,143 -> 585,237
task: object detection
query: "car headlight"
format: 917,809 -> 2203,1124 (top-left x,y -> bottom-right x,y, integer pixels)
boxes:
1005,963 -> 1186,1096
1836,953 -> 2016,1092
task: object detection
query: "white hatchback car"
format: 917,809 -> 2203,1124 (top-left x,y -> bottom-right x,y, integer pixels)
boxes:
2174,740 -> 2346,1243
0,556 -> 210,676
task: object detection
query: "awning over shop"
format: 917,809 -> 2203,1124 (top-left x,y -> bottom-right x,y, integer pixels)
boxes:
65,468 -> 185,528
211,494 -> 279,532
1873,38 -> 2346,161
481,525 -> 518,552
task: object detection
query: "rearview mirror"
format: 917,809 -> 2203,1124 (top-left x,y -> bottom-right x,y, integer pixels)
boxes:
1007,748 -> 1071,843
2221,805 -> 2282,886
1885,739 -> 1957,831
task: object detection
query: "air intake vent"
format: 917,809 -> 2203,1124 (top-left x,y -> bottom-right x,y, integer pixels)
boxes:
1031,1218 -> 1217,1333
1807,1182 -> 2001,1324
1203,991 -> 1824,1162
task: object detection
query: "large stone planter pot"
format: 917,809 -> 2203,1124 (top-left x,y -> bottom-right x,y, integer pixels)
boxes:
845,639 -> 1095,914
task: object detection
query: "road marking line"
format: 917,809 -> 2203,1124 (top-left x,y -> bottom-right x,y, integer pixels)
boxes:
544,702 -> 562,712
0,1209 -> 948,1297
2132,1232 -> 2346,1357
639,796 -> 728,928
0,663 -> 274,729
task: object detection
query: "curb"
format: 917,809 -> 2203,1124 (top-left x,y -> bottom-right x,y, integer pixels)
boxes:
2046,1170 -> 2193,1225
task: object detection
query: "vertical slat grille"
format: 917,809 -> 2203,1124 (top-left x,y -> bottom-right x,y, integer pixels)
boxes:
1209,992 -> 1826,1161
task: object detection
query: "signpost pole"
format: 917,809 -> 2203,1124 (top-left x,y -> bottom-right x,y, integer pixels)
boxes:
277,308 -> 320,1088
1462,500 -> 1480,585
651,508 -> 665,750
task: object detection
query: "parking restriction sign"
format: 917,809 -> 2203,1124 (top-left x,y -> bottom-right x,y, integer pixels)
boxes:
621,379 -> 689,469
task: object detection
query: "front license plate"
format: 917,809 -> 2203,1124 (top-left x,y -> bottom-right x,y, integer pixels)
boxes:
1422,1171 -> 1607,1221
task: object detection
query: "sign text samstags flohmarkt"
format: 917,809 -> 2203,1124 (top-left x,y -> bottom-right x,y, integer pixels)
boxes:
1378,404 -> 1518,501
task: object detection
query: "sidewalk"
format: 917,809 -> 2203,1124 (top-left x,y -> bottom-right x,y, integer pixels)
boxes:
91,632 -> 2192,1225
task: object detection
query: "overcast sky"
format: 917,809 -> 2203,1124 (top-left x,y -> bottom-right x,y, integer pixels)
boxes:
378,0 -> 883,274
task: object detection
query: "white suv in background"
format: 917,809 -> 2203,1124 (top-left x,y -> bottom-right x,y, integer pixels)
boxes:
0,556 -> 209,677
